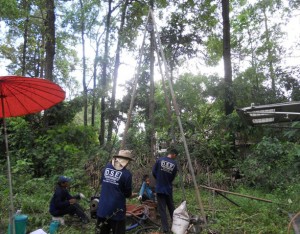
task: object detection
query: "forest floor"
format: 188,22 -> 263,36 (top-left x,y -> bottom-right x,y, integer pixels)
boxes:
1,184 -> 297,234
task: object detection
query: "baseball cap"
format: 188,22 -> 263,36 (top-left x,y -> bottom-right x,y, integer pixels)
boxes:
58,176 -> 71,183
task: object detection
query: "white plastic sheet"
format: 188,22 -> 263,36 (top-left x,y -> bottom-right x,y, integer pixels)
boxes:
29,229 -> 47,234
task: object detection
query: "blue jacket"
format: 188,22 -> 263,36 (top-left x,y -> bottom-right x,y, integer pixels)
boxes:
152,156 -> 177,196
139,182 -> 154,200
49,186 -> 78,216
97,163 -> 132,221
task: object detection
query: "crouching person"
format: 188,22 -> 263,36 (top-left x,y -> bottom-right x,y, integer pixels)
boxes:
138,174 -> 155,202
96,150 -> 134,234
49,176 -> 89,224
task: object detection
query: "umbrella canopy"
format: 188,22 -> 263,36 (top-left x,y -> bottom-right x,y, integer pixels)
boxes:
0,76 -> 65,118
0,75 -> 65,234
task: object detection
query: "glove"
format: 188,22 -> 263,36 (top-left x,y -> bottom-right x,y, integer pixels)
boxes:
138,195 -> 142,201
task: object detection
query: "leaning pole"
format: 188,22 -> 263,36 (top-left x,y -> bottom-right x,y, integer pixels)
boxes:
150,9 -> 207,224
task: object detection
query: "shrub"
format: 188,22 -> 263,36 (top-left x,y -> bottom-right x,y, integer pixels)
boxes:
240,137 -> 299,190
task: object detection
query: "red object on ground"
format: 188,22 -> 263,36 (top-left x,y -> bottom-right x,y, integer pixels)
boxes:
126,204 -> 147,217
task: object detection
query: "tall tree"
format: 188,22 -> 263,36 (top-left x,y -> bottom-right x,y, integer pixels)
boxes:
222,0 -> 234,115
43,0 -> 56,127
91,33 -> 102,127
59,0 -> 101,122
231,0 -> 288,102
262,5 -> 275,92
148,1 -> 156,158
21,0 -> 30,76
44,0 -> 56,82
107,0 -> 129,143
79,0 -> 88,126
256,0 -> 287,94
99,0 -> 114,146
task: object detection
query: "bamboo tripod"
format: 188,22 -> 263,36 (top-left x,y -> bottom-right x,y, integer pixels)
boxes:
120,9 -> 207,225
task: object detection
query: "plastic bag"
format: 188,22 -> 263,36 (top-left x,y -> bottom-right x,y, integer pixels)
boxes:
171,201 -> 190,234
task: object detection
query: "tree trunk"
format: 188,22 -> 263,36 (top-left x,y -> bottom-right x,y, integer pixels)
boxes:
121,12 -> 150,149
222,0 -> 234,115
21,0 -> 29,77
107,0 -> 129,143
40,35 -> 45,77
99,0 -> 112,146
91,38 -> 100,126
263,7 -> 276,93
79,0 -> 88,126
44,0 -> 55,82
34,43 -> 39,77
149,0 -> 156,158
161,69 -> 175,144
44,0 -> 55,127
247,28 -> 259,88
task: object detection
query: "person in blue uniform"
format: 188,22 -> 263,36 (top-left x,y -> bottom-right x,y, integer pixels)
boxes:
49,176 -> 89,224
152,148 -> 178,233
96,150 -> 134,234
138,174 -> 155,202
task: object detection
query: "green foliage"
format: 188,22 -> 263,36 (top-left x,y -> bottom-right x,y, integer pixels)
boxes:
240,137 -> 300,190
160,10 -> 203,69
1,0 -> 300,232
30,125 -> 98,176
284,122 -> 300,141
204,35 -> 223,66
0,0 -> 19,20
3,117 -> 99,178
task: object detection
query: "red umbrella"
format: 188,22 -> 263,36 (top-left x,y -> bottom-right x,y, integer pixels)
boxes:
0,76 -> 65,234
0,76 -> 65,118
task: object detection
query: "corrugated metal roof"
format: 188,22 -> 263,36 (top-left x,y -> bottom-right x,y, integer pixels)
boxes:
237,101 -> 300,125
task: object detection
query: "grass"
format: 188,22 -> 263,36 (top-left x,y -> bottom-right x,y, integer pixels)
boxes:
1,177 -> 300,234
173,185 -> 300,234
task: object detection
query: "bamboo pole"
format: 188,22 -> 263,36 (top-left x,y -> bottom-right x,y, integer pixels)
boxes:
200,185 -> 275,204
151,9 -> 207,224
153,32 -> 175,144
1,97 -> 16,234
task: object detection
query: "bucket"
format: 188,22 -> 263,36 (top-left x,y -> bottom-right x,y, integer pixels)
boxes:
7,214 -> 28,234
49,220 -> 60,234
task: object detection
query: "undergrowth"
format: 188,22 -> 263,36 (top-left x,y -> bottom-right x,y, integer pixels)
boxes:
1,177 -> 300,233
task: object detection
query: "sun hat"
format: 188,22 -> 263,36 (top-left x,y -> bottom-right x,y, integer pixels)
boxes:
113,150 -> 134,161
58,176 -> 71,183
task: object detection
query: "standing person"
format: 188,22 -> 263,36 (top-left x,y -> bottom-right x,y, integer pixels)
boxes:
96,150 -> 134,234
152,148 -> 178,233
49,176 -> 89,224
138,174 -> 155,202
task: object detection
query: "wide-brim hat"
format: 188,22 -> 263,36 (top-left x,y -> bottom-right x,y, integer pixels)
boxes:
114,150 -> 134,161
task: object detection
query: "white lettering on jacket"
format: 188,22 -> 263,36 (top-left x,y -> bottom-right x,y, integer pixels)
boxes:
103,168 -> 122,185
161,160 -> 175,173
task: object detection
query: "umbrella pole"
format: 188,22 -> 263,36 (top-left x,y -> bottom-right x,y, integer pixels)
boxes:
1,99 -> 15,234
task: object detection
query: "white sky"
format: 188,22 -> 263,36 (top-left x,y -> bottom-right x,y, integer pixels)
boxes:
113,9 -> 300,100
0,9 -> 299,99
